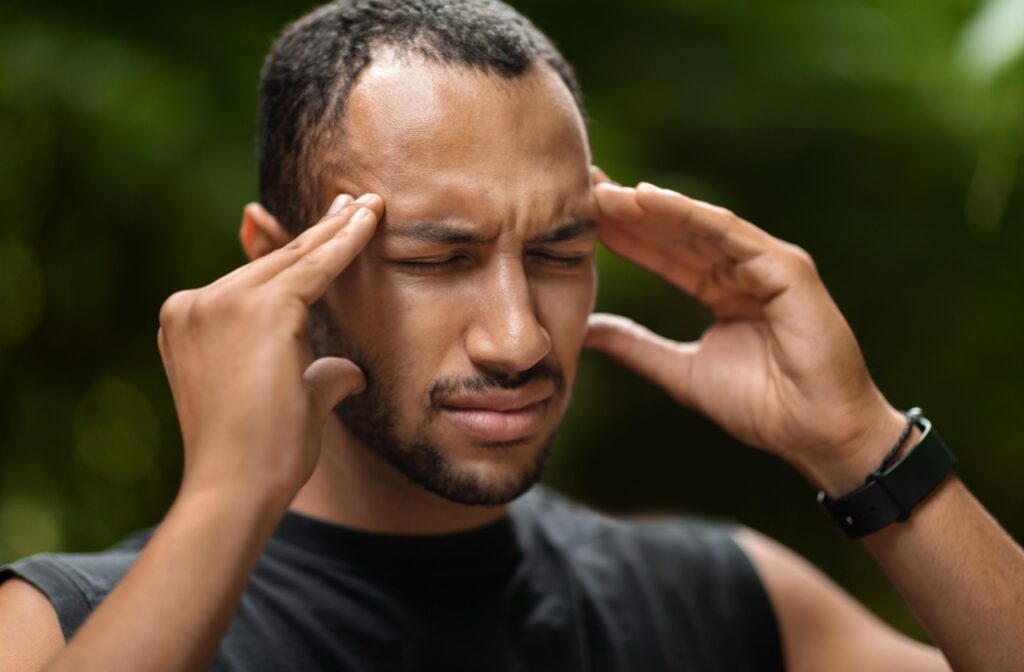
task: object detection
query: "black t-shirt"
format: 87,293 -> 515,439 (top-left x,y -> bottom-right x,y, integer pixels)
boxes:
0,484 -> 784,671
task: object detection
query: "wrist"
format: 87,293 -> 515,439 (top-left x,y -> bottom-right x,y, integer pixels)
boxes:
177,470 -> 296,521
799,405 -> 911,498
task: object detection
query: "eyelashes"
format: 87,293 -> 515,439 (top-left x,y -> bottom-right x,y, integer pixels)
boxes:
394,257 -> 462,270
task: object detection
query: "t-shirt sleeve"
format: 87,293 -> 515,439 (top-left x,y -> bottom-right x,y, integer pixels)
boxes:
0,550 -> 139,641
625,516 -> 787,672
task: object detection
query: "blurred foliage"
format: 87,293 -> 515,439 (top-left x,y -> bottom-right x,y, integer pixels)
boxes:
2,0 -> 1023,641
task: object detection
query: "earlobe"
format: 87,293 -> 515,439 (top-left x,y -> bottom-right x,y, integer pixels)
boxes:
239,203 -> 291,261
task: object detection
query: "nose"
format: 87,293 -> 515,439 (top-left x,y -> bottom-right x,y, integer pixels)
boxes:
464,261 -> 552,376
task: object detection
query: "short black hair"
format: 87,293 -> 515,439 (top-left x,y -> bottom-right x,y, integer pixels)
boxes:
258,0 -> 585,235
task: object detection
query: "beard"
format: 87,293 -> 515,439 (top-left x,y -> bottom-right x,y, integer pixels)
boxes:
311,301 -> 566,506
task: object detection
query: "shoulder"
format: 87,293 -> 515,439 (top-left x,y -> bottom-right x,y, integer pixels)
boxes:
514,484 -> 751,573
733,526 -> 949,672
0,576 -> 65,670
0,527 -> 152,642
513,486 -> 785,669
514,484 -> 745,570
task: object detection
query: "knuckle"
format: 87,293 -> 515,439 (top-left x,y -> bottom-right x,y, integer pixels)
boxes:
159,290 -> 193,326
264,292 -> 308,331
189,291 -> 216,319
283,238 -> 305,253
781,244 -> 818,277
189,288 -> 243,323
716,205 -> 737,220
790,244 -> 817,271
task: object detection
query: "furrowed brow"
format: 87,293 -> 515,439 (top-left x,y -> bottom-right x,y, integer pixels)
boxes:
529,219 -> 598,244
385,221 -> 490,245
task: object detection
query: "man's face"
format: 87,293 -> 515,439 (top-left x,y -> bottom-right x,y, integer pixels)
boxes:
318,52 -> 597,506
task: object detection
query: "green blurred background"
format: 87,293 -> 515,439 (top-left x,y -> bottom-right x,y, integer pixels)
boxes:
2,0 -> 1022,641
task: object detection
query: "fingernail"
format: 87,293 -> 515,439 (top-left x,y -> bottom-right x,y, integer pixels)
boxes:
350,207 -> 374,224
354,193 -> 377,204
328,194 -> 352,215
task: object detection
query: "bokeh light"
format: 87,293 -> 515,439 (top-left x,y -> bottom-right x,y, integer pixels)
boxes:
1,0 -> 1022,643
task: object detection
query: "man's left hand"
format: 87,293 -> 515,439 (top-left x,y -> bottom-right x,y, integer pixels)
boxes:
584,172 -> 906,494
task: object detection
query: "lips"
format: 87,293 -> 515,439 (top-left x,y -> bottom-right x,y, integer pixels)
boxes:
439,381 -> 554,442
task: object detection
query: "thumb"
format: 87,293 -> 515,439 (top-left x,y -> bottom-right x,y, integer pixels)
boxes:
303,357 -> 367,420
584,313 -> 697,406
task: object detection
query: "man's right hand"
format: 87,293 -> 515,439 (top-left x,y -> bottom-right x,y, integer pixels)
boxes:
157,192 -> 382,504
0,194 -> 385,672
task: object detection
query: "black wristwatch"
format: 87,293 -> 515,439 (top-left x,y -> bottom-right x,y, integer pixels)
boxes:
818,414 -> 957,539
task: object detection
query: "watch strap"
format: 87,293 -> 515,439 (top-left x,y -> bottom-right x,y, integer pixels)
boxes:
818,416 -> 956,539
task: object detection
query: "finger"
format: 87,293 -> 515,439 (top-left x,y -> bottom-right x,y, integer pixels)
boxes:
157,326 -> 192,445
213,195 -> 355,288
250,194 -> 383,279
598,202 -> 747,304
275,206 -> 380,304
217,194 -> 384,290
590,165 -> 620,187
596,182 -> 724,267
594,182 -> 646,222
156,327 -> 175,386
584,313 -> 698,407
303,357 -> 366,420
598,219 -> 707,295
633,183 -> 771,262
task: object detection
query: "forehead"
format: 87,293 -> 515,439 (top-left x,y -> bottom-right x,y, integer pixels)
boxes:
334,50 -> 593,229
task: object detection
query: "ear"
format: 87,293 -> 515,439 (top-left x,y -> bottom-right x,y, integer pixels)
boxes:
239,202 -> 291,261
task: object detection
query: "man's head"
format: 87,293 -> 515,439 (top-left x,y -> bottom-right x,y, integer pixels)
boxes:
245,0 -> 597,507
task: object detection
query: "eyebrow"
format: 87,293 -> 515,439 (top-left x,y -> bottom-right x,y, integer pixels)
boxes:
385,218 -> 597,245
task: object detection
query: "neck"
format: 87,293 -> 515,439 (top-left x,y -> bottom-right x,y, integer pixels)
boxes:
289,414 -> 509,535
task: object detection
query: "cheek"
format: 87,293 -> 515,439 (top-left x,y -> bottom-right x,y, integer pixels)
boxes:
332,262 -> 469,396
536,269 -> 596,352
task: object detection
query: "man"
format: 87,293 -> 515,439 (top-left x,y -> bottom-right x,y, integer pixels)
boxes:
0,0 -> 1021,670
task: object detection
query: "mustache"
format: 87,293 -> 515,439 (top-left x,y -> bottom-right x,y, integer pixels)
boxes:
428,361 -> 565,407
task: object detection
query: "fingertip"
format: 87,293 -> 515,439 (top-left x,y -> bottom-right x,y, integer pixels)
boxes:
350,206 -> 378,228
635,182 -> 681,198
635,182 -> 680,203
583,312 -> 628,348
594,183 -> 644,221
633,182 -> 691,215
354,192 -> 384,211
346,364 -> 368,396
590,165 -> 620,187
595,181 -> 629,195
327,193 -> 354,216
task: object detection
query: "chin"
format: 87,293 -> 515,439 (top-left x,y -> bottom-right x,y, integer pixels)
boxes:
400,426 -> 560,507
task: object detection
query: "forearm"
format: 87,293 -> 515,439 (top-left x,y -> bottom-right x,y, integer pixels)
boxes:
808,412 -> 1024,672
47,482 -> 290,672
861,476 -> 1024,672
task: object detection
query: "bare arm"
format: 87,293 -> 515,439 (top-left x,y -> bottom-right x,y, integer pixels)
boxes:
0,194 -> 383,672
735,526 -> 950,672
0,580 -> 63,670
860,476 -> 1024,670
584,174 -> 1024,671
45,487 -> 288,672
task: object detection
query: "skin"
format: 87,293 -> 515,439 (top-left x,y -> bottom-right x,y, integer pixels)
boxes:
294,49 -> 598,525
1,53 -> 1022,672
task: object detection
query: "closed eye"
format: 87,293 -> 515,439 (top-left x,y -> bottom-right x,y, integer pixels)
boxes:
529,252 -> 585,267
392,257 -> 464,270
390,252 -> 586,272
